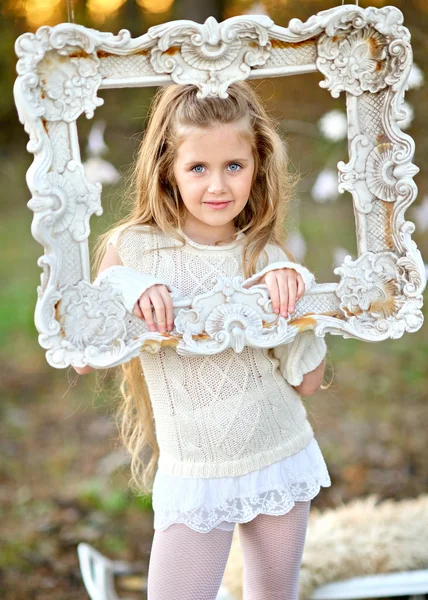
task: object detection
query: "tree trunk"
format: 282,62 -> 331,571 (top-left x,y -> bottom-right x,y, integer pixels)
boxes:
173,0 -> 225,24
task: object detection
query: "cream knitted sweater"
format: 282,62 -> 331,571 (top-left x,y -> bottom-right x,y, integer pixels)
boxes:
95,225 -> 327,478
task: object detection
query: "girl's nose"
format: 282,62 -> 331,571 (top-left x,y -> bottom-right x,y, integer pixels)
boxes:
208,174 -> 227,194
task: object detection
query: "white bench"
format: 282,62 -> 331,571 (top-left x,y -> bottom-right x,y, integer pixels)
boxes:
77,542 -> 428,600
310,570 -> 428,600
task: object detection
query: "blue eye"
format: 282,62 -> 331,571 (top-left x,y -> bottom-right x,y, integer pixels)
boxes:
191,163 -> 242,173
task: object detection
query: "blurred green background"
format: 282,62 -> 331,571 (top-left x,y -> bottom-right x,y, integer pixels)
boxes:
1,0 -> 428,598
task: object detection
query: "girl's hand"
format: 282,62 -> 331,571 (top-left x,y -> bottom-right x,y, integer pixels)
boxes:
259,268 -> 305,318
133,284 -> 174,333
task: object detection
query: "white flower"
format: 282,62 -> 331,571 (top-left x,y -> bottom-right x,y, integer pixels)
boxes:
333,247 -> 353,270
243,2 -> 269,15
86,119 -> 109,156
285,231 -> 307,263
411,196 -> 428,233
408,63 -> 424,90
397,101 -> 414,130
318,109 -> 348,142
83,157 -> 121,185
311,169 -> 339,203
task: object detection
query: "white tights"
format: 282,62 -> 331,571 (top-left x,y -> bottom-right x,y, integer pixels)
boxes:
147,500 -> 311,600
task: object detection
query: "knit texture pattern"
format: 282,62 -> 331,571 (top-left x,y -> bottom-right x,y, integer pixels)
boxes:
109,224 -> 325,478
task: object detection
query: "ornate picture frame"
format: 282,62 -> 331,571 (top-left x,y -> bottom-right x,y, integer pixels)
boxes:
13,5 -> 426,369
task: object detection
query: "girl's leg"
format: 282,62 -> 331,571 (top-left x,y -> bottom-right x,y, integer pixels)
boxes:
239,500 -> 311,600
147,523 -> 234,600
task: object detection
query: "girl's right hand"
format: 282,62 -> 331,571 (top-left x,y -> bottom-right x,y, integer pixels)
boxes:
132,284 -> 174,333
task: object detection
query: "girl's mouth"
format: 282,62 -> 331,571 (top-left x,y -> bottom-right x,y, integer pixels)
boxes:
204,202 -> 231,209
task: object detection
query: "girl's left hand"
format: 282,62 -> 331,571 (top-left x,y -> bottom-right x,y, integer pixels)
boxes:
259,268 -> 306,318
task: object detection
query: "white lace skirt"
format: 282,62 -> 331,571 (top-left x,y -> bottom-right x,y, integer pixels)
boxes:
152,436 -> 331,533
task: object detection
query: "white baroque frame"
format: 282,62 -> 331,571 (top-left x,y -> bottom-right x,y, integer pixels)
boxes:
13,5 -> 426,369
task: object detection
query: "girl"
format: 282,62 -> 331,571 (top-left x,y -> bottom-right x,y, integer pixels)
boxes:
73,80 -> 331,600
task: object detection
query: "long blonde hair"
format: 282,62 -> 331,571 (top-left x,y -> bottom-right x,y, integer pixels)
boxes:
91,80 -> 297,495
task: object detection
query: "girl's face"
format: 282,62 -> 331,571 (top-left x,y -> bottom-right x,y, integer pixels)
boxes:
173,122 -> 255,241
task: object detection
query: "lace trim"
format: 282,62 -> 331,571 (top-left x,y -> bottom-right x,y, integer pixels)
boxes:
154,477 -> 330,533
153,437 -> 332,533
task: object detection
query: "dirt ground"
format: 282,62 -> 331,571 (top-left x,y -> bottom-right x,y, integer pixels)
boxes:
1,342 -> 428,599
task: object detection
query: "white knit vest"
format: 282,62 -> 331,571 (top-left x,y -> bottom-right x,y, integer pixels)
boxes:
108,224 -> 325,478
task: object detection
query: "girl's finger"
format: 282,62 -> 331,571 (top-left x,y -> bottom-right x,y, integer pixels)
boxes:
286,271 -> 297,315
266,270 -> 288,317
266,273 -> 280,316
139,291 -> 157,331
158,285 -> 174,331
296,274 -> 306,299
132,298 -> 143,319
277,271 -> 289,317
148,286 -> 167,333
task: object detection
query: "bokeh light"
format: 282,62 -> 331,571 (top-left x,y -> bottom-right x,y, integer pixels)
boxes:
87,0 -> 127,24
8,0 -> 63,27
136,0 -> 174,14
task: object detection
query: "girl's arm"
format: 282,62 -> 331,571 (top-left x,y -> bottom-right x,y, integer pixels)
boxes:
72,243 -> 124,375
271,330 -> 327,395
243,260 -> 314,293
74,241 -> 175,374
292,357 -> 326,397
242,243 -> 315,294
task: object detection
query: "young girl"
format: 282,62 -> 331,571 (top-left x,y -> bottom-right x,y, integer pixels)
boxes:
74,80 -> 331,600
